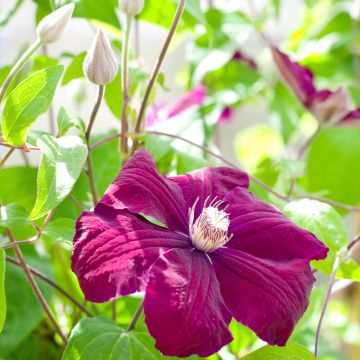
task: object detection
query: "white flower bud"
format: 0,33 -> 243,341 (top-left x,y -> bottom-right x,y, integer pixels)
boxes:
36,4 -> 75,44
83,29 -> 118,85
119,0 -> 144,16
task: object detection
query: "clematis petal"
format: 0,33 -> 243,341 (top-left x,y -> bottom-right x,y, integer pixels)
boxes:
98,149 -> 189,232
211,247 -> 314,346
271,47 -> 316,107
337,108 -> 360,126
310,87 -> 351,125
169,167 -> 249,219
144,248 -> 233,357
71,204 -> 190,303
224,187 -> 328,262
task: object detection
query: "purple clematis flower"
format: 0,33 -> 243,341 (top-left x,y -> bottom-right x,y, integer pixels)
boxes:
272,47 -> 360,126
71,149 -> 328,357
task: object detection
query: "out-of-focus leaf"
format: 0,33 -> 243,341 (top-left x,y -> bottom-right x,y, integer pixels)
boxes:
57,107 -> 85,137
228,320 -> 257,356
306,127 -> 360,210
62,52 -> 86,85
235,125 -> 284,171
41,218 -> 76,246
1,65 -> 64,146
104,71 -> 122,119
240,342 -> 314,359
0,249 -> 6,333
30,135 -> 88,220
0,251 -> 53,357
0,203 -> 30,230
91,131 -> 121,197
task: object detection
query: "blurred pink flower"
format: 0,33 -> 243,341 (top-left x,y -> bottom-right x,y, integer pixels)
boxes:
272,48 -> 360,126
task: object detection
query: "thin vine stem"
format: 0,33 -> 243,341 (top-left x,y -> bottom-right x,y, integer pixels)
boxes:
0,148 -> 15,168
0,38 -> 43,104
0,142 -> 39,151
4,228 -> 68,344
85,85 -> 104,205
89,130 -> 360,213
6,256 -> 93,317
133,0 -> 187,138
120,14 -> 132,159
127,301 -> 144,331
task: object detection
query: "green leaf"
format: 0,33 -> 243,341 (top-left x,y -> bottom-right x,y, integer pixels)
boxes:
1,65 -> 64,146
57,107 -> 86,137
91,132 -> 121,197
0,167 -> 37,212
63,316 -> 172,360
30,135 -> 88,220
283,199 -> 360,281
0,203 -> 30,230
62,52 -> 86,85
240,342 -> 315,360
284,199 -> 348,252
305,127 -> 360,209
0,251 -> 53,357
41,218 -> 76,246
0,249 -> 6,333
104,71 -> 122,119
0,0 -> 23,27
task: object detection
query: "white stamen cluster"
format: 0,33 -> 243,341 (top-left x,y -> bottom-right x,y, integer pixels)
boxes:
189,198 -> 232,252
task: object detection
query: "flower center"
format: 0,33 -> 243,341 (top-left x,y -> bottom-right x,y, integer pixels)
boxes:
189,198 -> 232,252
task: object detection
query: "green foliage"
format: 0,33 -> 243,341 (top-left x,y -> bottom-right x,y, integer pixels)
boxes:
30,135 -> 88,220
57,107 -> 86,138
0,203 -> 30,230
0,251 -> 53,357
1,66 -> 64,146
240,342 -> 315,360
62,52 -> 86,85
0,249 -> 6,333
63,316 -> 171,360
306,127 -> 360,208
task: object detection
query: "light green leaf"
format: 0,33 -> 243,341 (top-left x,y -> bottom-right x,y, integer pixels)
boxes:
306,127 -> 360,210
30,135 -> 88,220
57,107 -> 86,137
63,316 -> 173,360
0,203 -> 30,230
240,342 -> 314,360
104,71 -> 122,119
1,65 -> 64,146
62,52 -> 86,85
0,249 -> 6,333
41,218 -> 76,245
284,199 -> 348,252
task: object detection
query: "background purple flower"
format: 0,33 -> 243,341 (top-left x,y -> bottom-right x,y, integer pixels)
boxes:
272,47 -> 360,126
71,149 -> 328,357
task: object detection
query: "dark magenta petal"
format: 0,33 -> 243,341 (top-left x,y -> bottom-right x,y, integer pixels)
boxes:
211,247 -> 315,345
338,108 -> 360,126
271,47 -> 316,107
71,205 -> 190,303
310,87 -> 351,124
98,149 -> 189,232
169,167 -> 249,220
224,187 -> 328,262
144,248 -> 233,357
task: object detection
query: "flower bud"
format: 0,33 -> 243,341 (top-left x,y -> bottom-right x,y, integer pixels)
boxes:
36,4 -> 75,44
119,0 -> 144,16
83,29 -> 118,85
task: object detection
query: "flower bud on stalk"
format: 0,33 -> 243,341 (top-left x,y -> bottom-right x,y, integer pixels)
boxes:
36,4 -> 75,44
83,29 -> 118,85
119,0 -> 144,16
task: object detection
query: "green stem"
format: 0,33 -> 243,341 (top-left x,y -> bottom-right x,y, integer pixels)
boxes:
0,38 -> 42,104
133,0 -> 187,145
86,85 -> 104,205
127,301 -> 144,331
0,148 -> 15,168
120,15 -> 132,160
